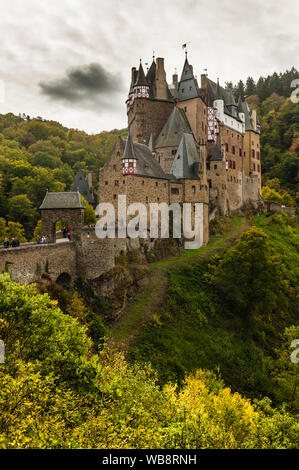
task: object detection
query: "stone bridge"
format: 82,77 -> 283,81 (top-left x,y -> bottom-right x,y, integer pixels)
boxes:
0,192 -> 127,284
0,228 -> 126,284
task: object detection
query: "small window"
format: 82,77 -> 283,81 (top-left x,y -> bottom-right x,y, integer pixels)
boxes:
105,181 -> 108,186
114,180 -> 119,186
142,180 -> 145,185
123,180 -> 125,184
171,188 -> 179,195
155,182 -> 158,187
113,164 -> 117,170
192,186 -> 195,194
146,196 -> 148,201
113,194 -> 117,200
214,164 -> 217,169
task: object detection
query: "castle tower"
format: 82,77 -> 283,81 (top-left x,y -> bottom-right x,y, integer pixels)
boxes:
122,131 -> 137,175
127,57 -> 174,144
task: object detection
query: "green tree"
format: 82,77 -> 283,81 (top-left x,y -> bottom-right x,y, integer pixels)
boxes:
81,196 -> 97,225
210,227 -> 291,319
8,194 -> 37,237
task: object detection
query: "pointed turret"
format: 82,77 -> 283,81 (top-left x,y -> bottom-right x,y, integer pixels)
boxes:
178,56 -> 200,101
146,59 -> 156,99
135,62 -> 148,86
133,62 -> 150,99
122,131 -> 138,175
179,57 -> 194,82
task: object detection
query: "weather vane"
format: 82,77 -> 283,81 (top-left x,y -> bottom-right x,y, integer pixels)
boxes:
182,42 -> 190,56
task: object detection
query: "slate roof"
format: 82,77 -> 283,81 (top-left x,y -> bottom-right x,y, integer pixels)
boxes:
238,100 -> 255,131
135,62 -> 148,87
206,78 -> 241,120
72,168 -> 94,204
177,57 -> 200,101
123,131 -> 137,159
40,192 -> 85,210
155,106 -> 193,148
170,133 -> 201,179
122,138 -> 170,179
208,143 -> 223,162
146,60 -> 156,99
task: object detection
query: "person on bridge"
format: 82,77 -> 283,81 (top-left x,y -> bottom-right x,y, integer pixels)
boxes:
3,238 -> 9,249
41,236 -> 47,244
11,238 -> 20,248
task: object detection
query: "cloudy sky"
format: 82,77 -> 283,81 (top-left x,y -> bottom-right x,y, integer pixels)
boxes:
0,0 -> 298,134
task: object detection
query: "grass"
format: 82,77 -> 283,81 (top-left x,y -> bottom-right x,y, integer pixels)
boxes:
126,213 -> 298,406
109,216 -> 247,345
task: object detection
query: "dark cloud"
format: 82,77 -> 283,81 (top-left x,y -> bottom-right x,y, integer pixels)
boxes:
39,63 -> 123,108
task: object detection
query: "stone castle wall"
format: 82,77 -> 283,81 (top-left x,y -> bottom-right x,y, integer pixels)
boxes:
0,242 -> 77,284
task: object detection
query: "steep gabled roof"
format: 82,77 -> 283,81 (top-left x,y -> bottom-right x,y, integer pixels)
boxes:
72,168 -> 94,204
134,142 -> 170,179
208,143 -> 223,162
155,106 -> 193,148
170,133 -> 200,179
40,192 -> 85,210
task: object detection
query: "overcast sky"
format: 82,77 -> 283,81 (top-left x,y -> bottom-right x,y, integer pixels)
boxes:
0,0 -> 298,134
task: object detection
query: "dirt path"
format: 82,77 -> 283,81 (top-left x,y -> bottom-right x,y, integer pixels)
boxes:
109,216 -> 249,349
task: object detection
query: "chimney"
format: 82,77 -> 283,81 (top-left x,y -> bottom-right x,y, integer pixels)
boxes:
131,67 -> 136,85
155,57 -> 168,100
201,73 -> 207,90
251,109 -> 257,130
172,73 -> 178,86
87,172 -> 93,190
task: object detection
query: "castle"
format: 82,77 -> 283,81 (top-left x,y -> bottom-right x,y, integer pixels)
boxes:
99,53 -> 261,246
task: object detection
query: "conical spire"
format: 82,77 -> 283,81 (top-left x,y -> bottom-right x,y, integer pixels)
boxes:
123,131 -> 137,159
135,62 -> 148,86
146,59 -> 156,84
180,57 -> 194,82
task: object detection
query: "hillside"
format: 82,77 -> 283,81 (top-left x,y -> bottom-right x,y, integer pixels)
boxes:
0,213 -> 298,448
0,113 -> 126,238
127,214 -> 298,412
